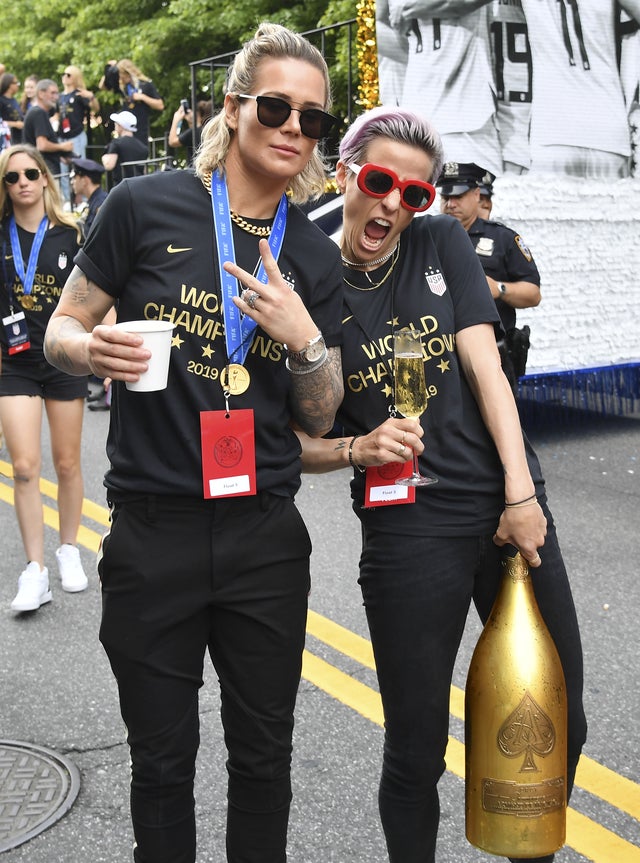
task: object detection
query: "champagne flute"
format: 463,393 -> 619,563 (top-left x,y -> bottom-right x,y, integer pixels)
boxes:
393,328 -> 438,487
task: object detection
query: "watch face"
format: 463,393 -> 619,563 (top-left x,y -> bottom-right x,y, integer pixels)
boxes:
305,338 -> 325,362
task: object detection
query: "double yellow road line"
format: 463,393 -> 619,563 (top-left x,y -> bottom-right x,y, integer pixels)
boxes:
1,462 -> 638,862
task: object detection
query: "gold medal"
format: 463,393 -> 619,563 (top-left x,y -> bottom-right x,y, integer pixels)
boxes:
20,295 -> 35,310
221,363 -> 251,395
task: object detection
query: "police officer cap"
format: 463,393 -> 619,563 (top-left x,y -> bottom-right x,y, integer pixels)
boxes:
478,175 -> 495,198
436,162 -> 496,197
71,157 -> 105,176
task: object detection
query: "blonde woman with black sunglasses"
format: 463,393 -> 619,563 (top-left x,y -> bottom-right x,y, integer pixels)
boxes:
45,23 -> 344,863
59,64 -> 100,204
0,144 -> 88,612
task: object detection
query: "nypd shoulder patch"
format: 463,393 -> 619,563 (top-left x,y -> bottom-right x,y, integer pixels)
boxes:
514,235 -> 533,261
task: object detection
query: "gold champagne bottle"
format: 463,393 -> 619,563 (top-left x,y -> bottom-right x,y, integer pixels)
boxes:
465,547 -> 567,857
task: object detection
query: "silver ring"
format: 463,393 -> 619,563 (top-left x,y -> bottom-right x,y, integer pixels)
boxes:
397,443 -> 407,457
242,289 -> 260,310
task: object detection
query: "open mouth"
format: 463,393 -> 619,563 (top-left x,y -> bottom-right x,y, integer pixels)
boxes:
363,218 -> 390,249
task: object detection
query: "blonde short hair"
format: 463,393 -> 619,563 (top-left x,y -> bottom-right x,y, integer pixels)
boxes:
195,22 -> 332,204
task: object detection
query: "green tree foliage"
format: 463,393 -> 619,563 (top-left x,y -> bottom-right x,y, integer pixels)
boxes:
1,0 -> 359,156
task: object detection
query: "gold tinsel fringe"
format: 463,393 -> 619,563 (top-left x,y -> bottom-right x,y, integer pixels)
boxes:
356,0 -> 380,110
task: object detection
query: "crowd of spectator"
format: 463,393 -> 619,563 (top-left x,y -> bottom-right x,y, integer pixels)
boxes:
0,57 -> 206,213
0,56 -> 201,440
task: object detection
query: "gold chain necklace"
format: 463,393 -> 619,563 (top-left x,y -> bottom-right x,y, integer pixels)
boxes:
229,211 -> 272,237
342,243 -> 400,292
201,170 -> 272,237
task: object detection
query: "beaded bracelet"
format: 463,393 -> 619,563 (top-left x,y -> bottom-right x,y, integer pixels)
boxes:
504,494 -> 538,508
348,435 -> 366,473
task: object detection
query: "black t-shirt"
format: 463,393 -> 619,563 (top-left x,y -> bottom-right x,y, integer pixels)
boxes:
337,213 -> 545,536
0,95 -> 23,143
58,90 -> 91,139
23,106 -> 61,175
121,80 -> 161,145
467,217 -> 541,332
104,135 -> 149,184
0,220 -> 79,362
76,169 -> 343,498
178,125 -> 202,164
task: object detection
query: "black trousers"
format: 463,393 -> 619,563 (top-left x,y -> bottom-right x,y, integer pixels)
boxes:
99,492 -> 311,863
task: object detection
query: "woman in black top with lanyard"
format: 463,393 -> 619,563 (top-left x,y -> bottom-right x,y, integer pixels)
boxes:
299,107 -> 587,863
115,58 -> 164,147
0,144 -> 88,611
45,23 -> 344,863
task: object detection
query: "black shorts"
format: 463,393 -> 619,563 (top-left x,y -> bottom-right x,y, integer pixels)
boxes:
0,355 -> 88,400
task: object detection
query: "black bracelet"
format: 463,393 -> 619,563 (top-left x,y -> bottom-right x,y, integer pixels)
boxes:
504,493 -> 537,508
348,435 -> 366,473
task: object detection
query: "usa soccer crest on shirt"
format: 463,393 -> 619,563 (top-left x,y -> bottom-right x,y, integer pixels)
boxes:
426,268 -> 447,296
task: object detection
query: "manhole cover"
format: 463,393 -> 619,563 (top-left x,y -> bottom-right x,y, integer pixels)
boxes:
0,740 -> 80,852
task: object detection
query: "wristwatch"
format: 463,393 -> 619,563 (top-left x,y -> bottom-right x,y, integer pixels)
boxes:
285,332 -> 326,364
498,283 -> 507,295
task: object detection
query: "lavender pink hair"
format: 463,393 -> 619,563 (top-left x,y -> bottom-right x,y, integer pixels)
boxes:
338,106 -> 444,184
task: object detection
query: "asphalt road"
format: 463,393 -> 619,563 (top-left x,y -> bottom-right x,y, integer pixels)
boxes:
0,400 -> 638,862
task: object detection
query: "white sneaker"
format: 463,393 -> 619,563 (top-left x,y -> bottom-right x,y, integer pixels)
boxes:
11,562 -> 52,612
56,544 -> 89,593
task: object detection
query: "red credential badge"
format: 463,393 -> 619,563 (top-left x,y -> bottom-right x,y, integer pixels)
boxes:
200,409 -> 256,498
364,461 -> 416,507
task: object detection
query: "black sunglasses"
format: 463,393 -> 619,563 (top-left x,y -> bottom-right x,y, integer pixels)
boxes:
3,168 -> 42,185
235,94 -> 337,140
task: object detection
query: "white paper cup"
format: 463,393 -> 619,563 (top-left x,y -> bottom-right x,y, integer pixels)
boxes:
114,320 -> 175,392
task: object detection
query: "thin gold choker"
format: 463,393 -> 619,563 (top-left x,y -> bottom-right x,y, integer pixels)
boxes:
341,244 -> 398,269
200,171 -> 272,237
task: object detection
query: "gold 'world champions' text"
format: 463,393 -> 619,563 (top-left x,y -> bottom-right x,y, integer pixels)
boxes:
348,315 -> 454,395
142,283 -> 285,382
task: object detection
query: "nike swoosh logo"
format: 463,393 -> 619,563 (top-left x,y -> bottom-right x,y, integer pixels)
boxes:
167,244 -> 192,254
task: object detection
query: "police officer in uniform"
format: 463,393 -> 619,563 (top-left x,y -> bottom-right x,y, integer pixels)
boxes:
70,157 -> 108,239
437,161 -> 540,387
70,157 -> 112,412
477,169 -> 494,218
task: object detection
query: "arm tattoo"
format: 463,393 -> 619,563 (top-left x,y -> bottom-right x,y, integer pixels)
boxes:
45,268 -> 107,375
66,268 -> 93,305
289,347 -> 344,437
45,315 -> 91,374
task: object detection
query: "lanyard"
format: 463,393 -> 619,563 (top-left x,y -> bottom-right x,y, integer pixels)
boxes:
9,215 -> 48,296
211,169 -> 288,366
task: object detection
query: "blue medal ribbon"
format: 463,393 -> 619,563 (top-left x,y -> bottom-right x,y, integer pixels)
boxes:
211,169 -> 287,366
9,215 -> 49,298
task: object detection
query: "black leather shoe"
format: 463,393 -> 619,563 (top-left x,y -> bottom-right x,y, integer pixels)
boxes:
87,387 -> 106,403
88,397 -> 110,412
